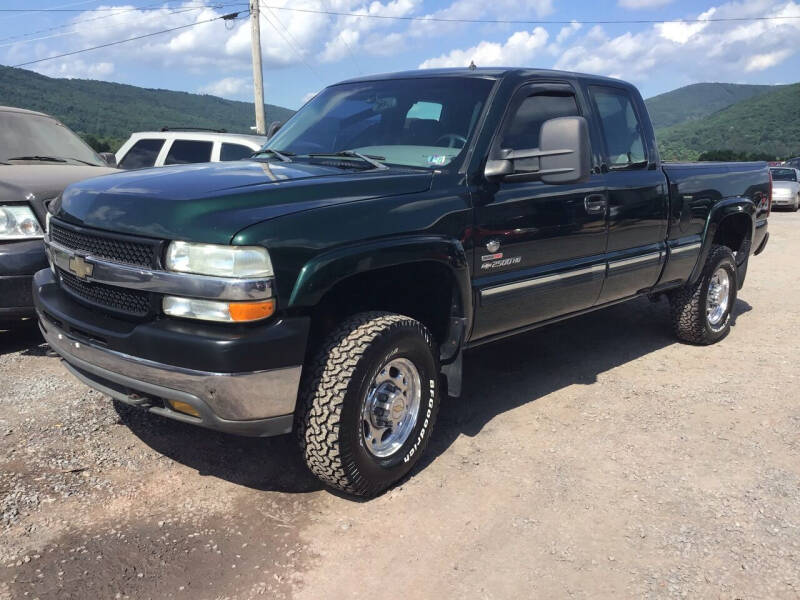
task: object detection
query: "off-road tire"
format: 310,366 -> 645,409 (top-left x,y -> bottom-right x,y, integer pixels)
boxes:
296,312 -> 440,497
668,244 -> 738,345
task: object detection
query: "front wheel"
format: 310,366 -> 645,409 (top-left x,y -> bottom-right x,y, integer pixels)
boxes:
296,312 -> 440,497
668,244 -> 738,345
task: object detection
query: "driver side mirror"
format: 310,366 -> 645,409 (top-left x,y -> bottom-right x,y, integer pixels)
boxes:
267,121 -> 284,139
484,116 -> 591,184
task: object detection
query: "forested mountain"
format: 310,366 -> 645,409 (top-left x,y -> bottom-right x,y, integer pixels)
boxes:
644,82 -> 777,130
654,83 -> 800,161
0,65 -> 294,151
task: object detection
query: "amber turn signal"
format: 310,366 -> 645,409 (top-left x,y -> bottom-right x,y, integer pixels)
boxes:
168,400 -> 201,418
228,299 -> 276,322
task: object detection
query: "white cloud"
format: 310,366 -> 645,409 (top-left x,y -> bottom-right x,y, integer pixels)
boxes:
656,8 -> 715,44
745,49 -> 793,71
419,27 -> 549,69
552,0 -> 800,83
618,0 -> 673,8
556,21 -> 582,44
199,76 -> 251,99
35,59 -> 114,79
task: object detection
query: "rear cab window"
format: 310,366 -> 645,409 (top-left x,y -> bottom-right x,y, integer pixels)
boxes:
588,86 -> 647,169
220,143 -> 254,162
164,140 -> 213,165
771,168 -> 797,182
118,138 -> 165,169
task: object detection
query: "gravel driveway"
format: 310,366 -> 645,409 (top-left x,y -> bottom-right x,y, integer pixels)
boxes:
2,213 -> 799,599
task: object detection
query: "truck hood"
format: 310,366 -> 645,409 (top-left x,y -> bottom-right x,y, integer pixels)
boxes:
1,164 -> 118,222
56,160 -> 434,244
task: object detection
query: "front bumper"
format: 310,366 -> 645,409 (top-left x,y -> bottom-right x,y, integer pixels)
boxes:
34,268 -> 309,437
0,239 -> 48,318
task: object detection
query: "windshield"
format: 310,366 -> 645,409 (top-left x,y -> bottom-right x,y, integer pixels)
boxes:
0,111 -> 103,165
265,77 -> 495,169
771,168 -> 798,182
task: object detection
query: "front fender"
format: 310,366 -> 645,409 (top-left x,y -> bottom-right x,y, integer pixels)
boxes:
288,234 -> 472,324
689,197 -> 755,285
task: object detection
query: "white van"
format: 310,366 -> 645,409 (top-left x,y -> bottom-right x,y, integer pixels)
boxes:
115,129 -> 268,170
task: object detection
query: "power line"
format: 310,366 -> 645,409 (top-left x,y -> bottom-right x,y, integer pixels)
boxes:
0,4 -> 247,12
258,8 -> 324,82
317,0 -> 363,75
0,2 -> 239,44
0,5 -> 227,48
11,11 -> 246,67
260,5 -> 800,25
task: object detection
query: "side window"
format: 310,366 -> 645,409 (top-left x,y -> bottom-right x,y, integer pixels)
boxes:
164,140 -> 213,165
589,86 -> 647,167
220,143 -> 254,162
118,139 -> 164,169
500,93 -> 580,151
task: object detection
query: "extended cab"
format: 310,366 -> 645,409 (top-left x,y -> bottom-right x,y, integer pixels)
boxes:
33,69 -> 771,496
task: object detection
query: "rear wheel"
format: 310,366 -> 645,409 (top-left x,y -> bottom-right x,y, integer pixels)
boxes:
296,312 -> 440,497
668,244 -> 738,345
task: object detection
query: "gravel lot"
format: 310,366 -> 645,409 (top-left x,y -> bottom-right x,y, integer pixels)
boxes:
2,212 -> 799,599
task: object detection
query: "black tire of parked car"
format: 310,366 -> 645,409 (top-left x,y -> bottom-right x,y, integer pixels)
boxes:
296,312 -> 440,497
668,244 -> 738,345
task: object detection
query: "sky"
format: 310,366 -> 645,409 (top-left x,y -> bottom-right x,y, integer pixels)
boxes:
0,0 -> 799,111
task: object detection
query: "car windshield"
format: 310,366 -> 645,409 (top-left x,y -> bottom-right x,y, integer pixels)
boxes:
771,168 -> 797,182
263,77 -> 496,169
0,110 -> 103,166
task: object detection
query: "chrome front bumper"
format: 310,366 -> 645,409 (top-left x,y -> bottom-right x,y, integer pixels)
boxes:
40,315 -> 301,437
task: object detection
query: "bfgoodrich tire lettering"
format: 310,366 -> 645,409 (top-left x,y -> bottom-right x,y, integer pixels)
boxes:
296,312 -> 440,497
668,244 -> 738,345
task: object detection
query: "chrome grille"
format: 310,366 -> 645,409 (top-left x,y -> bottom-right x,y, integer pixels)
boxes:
50,221 -> 159,268
58,269 -> 152,317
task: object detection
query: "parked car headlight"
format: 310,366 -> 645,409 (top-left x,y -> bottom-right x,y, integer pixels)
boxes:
0,205 -> 44,240
165,241 -> 273,278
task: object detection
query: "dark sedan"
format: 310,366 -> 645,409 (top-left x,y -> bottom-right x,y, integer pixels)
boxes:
1,106 -> 117,322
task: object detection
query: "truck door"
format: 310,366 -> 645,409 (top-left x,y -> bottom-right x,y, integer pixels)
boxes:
470,82 -> 608,341
586,84 -> 669,303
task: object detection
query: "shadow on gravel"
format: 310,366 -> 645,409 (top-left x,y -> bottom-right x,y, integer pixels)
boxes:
418,296 -> 753,471
0,318 -> 45,356
116,296 -> 752,495
114,401 -> 324,494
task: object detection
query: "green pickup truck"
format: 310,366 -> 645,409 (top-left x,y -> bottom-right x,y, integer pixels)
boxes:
34,68 -> 770,496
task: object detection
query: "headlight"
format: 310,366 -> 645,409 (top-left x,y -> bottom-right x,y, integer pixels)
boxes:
0,205 -> 44,240
165,241 -> 273,278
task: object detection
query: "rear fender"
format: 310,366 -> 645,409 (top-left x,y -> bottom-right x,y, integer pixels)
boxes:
689,197 -> 755,286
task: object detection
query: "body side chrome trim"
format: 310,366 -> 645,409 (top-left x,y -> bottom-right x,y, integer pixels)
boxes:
45,236 -> 272,301
481,264 -> 605,299
608,251 -> 662,270
669,242 -> 701,255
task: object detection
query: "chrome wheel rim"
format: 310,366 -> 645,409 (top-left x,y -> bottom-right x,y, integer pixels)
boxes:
706,267 -> 731,328
361,357 -> 421,458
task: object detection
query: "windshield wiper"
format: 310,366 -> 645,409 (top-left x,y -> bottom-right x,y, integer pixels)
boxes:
7,155 -> 67,163
308,150 -> 388,170
252,148 -> 293,162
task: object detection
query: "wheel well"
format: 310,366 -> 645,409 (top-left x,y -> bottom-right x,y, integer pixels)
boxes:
713,213 -> 751,256
305,262 -> 457,358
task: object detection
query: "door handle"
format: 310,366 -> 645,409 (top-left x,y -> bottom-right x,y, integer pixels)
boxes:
584,194 -> 607,215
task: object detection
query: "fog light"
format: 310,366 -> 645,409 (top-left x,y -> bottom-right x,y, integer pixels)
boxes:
168,400 -> 201,417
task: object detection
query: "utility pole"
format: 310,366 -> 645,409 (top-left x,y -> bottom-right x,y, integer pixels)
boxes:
249,0 -> 266,135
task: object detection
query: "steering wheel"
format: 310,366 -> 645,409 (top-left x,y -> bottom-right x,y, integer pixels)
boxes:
435,134 -> 467,149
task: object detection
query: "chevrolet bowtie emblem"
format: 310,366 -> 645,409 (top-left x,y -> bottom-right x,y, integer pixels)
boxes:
68,255 -> 93,280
